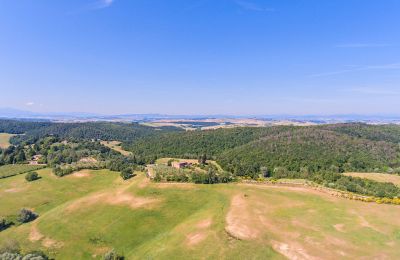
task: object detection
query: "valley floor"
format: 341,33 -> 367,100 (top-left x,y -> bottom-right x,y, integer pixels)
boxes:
1,169 -> 400,259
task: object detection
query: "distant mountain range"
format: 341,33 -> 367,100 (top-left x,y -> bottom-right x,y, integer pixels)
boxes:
1,107 -> 400,124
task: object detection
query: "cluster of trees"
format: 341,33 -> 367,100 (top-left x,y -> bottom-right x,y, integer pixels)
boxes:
0,209 -> 38,233
53,162 -> 106,177
0,145 -> 28,165
52,156 -> 143,178
152,165 -> 233,184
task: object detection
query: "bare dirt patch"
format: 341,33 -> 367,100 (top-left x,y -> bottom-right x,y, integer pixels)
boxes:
138,177 -> 150,188
334,224 -> 345,233
69,170 -> 91,178
154,182 -> 197,190
29,224 -> 44,242
225,194 -> 260,240
197,218 -> 212,229
4,188 -> 23,193
185,218 -> 213,246
29,224 -> 64,248
271,241 -> 317,260
186,232 -> 207,246
42,237 -> 64,248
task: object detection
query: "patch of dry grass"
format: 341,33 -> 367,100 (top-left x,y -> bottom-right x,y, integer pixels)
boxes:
344,172 -> 400,186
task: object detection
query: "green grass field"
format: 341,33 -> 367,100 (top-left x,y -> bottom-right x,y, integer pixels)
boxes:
1,169 -> 400,259
0,164 -> 46,179
0,133 -> 15,149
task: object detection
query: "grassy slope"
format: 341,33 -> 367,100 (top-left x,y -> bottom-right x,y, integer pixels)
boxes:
1,170 -> 400,259
101,141 -> 132,156
0,164 -> 45,179
344,172 -> 400,186
0,133 -> 14,149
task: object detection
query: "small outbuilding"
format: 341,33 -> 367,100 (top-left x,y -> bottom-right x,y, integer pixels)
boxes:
171,161 -> 191,169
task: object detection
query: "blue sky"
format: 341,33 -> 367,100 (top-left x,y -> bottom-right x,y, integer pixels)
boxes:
0,0 -> 399,115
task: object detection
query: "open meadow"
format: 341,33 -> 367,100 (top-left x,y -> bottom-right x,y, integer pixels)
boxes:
1,167 -> 400,259
344,172 -> 400,187
0,164 -> 46,179
100,141 -> 132,156
0,133 -> 14,149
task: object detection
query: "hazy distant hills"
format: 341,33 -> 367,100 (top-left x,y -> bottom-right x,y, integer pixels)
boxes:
1,107 -> 400,124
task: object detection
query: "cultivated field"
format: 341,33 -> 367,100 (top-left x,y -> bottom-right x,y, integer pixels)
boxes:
101,141 -> 132,156
0,133 -> 15,149
0,164 -> 46,179
1,169 -> 400,259
344,172 -> 400,186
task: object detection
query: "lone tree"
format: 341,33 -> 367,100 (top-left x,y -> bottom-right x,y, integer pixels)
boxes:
260,167 -> 270,178
25,172 -> 39,182
120,168 -> 134,180
198,153 -> 207,165
17,209 -> 38,223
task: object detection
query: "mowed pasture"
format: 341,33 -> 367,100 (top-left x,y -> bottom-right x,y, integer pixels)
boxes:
0,133 -> 15,149
344,172 -> 400,186
0,164 -> 45,179
1,169 -> 400,259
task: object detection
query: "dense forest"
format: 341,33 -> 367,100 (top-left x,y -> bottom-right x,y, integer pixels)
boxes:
2,120 -> 400,176
0,120 -> 180,145
218,128 -> 400,177
124,127 -> 294,159
126,124 -> 400,175
1,119 -> 400,198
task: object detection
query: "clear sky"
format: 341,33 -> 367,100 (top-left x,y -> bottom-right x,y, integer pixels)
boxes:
0,0 -> 399,115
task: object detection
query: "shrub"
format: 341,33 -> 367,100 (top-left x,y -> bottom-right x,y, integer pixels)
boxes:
25,172 -> 39,182
0,217 -> 13,232
120,168 -> 134,180
0,251 -> 49,260
104,249 -> 124,260
17,209 -> 38,224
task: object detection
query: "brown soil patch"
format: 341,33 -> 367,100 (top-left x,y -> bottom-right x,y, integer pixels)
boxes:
29,224 -> 63,248
78,157 -> 98,163
186,232 -> 207,246
271,241 -> 317,260
42,237 -> 64,248
66,190 -> 160,212
197,218 -> 212,229
138,177 -> 150,188
4,188 -> 23,193
185,218 -> 213,246
225,194 -> 260,240
69,170 -> 91,178
154,182 -> 197,189
29,224 -> 44,242
334,224 -> 345,233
